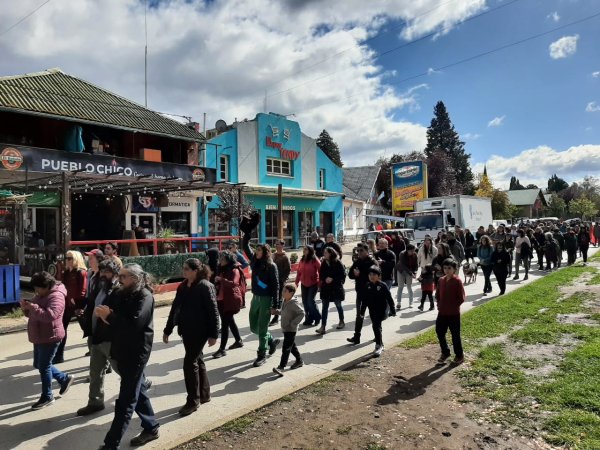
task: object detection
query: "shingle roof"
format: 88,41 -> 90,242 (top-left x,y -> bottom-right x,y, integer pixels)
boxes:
343,166 -> 380,201
0,69 -> 204,141
505,188 -> 546,206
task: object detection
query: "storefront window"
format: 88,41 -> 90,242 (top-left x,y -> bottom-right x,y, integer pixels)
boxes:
265,210 -> 294,248
161,212 -> 190,235
208,209 -> 231,236
267,158 -> 292,176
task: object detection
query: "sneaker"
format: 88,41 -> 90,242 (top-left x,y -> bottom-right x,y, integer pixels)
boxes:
428,306 -> 435,311
84,351 -> 91,357
395,304 -> 401,311
313,319 -> 321,328
228,340 -> 244,350
31,397 -> 55,410
273,367 -> 284,377
290,359 -> 304,370
269,317 -> 279,327
144,379 -> 153,390
523,275 -> 529,280
253,355 -> 267,367
409,303 -> 413,308
178,403 -> 198,417
452,356 -> 465,365
315,327 -> 326,335
373,345 -> 384,357
336,321 -> 345,329
417,305 -> 424,311
346,336 -> 360,345
301,321 -> 313,327
212,349 -> 227,359
59,375 -> 75,396
130,429 -> 160,446
437,353 -> 451,364
77,404 -> 105,416
512,276 -> 519,280
268,338 -> 281,356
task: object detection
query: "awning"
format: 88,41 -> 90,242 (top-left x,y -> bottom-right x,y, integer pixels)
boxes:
365,214 -> 405,222
242,184 -> 341,200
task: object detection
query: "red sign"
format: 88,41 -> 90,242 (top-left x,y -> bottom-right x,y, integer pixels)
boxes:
265,137 -> 299,160
0,147 -> 24,170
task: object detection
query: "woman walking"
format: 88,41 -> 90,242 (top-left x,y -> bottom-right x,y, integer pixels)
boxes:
491,242 -> 511,295
432,242 -> 453,288
417,236 -> 438,270
55,250 -> 87,363
163,259 -> 220,416
21,272 -> 74,409
242,233 -> 281,367
464,229 -> 476,263
213,251 -> 245,358
578,225 -> 590,264
513,229 -> 531,280
316,247 -> 346,334
477,236 -> 494,295
295,246 -> 322,327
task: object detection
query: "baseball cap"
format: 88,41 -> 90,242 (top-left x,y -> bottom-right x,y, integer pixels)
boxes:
85,249 -> 104,257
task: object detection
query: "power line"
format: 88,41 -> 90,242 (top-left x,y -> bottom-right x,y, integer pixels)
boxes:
0,0 -> 52,38
285,9 -> 600,117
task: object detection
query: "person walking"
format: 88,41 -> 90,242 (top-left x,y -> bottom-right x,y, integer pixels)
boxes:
594,222 -> 600,248
347,242 -> 378,345
310,231 -> 326,258
477,236 -> 494,295
103,242 -> 123,268
85,249 -> 105,302
417,264 -> 435,311
163,259 -> 219,417
491,242 -> 511,295
323,233 -> 343,258
533,227 -> 546,270
565,228 -> 578,265
543,232 -> 559,271
227,241 -> 250,269
553,227 -> 565,267
417,236 -> 438,269
513,229 -> 531,280
272,284 -> 305,377
295,246 -> 322,327
578,225 -> 590,264
242,233 -> 281,367
446,232 -> 465,266
316,247 -> 346,334
464,229 -> 476,263
213,251 -> 245,358
97,264 -> 159,448
271,240 -> 291,327
374,238 -> 396,290
55,250 -> 88,364
76,259 -> 120,416
432,242 -> 454,289
435,259 -> 465,365
20,272 -> 74,410
395,244 -> 418,310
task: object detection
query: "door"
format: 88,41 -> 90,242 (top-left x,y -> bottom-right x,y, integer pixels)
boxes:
319,211 -> 333,236
299,211 -> 314,246
265,210 -> 294,248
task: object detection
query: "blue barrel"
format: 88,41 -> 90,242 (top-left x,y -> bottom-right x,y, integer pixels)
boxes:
0,265 -> 20,304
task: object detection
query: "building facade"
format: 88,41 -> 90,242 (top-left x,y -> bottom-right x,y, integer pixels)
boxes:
203,113 -> 344,248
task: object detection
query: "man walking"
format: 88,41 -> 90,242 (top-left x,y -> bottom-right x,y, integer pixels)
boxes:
270,240 -> 291,327
374,239 -> 396,290
347,242 -> 378,345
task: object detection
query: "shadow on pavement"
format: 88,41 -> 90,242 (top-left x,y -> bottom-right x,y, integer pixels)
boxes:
377,364 -> 455,405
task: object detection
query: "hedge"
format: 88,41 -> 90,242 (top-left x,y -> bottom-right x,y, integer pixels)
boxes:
122,252 -> 207,283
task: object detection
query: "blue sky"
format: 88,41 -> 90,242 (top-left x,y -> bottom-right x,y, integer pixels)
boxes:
0,0 -> 599,189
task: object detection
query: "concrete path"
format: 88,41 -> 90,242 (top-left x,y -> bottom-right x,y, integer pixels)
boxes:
0,247 -> 594,450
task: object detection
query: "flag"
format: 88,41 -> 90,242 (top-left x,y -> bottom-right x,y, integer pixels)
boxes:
377,191 -> 385,201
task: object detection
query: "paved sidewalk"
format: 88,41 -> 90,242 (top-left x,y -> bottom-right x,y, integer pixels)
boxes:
0,248 -> 594,450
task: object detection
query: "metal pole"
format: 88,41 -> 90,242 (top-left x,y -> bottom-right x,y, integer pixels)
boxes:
238,186 -> 243,241
277,183 -> 283,241
144,0 -> 148,107
61,172 -> 71,251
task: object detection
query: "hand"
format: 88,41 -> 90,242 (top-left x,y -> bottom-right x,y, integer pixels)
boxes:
19,299 -> 30,310
163,333 -> 169,344
325,277 -> 333,284
75,308 -> 84,317
353,268 -> 360,276
94,305 -> 112,324
208,338 -> 217,347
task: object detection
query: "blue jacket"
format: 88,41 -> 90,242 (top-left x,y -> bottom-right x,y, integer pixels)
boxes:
477,246 -> 494,266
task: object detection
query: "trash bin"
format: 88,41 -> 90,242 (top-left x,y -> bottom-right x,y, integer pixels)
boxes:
0,264 -> 20,304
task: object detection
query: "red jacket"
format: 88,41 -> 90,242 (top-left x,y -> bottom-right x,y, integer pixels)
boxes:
295,258 -> 321,287
436,275 -> 465,316
62,268 -> 87,312
25,283 -> 67,344
216,264 -> 245,314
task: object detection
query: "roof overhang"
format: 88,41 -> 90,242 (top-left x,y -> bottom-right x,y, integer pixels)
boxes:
242,184 -> 341,200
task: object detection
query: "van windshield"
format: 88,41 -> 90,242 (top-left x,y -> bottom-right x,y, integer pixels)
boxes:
405,212 -> 444,230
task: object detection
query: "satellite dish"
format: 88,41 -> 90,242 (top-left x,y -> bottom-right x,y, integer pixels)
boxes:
215,120 -> 228,132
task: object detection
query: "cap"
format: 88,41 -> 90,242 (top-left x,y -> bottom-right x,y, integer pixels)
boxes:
85,249 -> 104,257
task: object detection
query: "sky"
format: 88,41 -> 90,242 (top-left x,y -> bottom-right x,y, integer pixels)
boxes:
0,0 -> 599,190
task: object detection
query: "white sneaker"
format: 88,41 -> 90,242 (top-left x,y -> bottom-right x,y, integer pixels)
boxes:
373,345 -> 384,357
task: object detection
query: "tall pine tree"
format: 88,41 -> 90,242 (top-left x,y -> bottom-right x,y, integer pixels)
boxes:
424,101 -> 474,195
316,130 -> 343,167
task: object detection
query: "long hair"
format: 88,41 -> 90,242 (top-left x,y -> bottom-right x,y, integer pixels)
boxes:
437,242 -> 452,259
218,250 -> 237,274
184,258 -> 211,283
422,237 -> 434,257
255,243 -> 273,264
66,250 -> 87,271
122,263 -> 154,293
324,246 -> 339,262
479,235 -> 492,248
301,245 -> 316,262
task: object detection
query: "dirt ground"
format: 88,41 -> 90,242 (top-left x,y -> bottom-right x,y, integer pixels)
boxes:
177,345 -> 555,450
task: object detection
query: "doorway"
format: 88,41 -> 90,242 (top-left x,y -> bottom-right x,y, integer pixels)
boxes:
319,211 -> 333,236
299,211 -> 314,246
265,210 -> 294,248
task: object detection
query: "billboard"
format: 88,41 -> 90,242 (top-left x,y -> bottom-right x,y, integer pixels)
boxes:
391,160 -> 428,213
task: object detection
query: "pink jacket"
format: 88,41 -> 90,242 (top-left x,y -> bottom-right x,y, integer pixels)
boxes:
25,283 -> 67,344
295,258 -> 321,287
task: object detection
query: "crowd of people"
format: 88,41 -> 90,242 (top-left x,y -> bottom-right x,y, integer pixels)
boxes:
18,218 -> 595,449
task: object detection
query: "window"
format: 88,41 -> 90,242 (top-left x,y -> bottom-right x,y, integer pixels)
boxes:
344,206 -> 352,228
266,158 -> 292,176
219,155 -> 229,182
319,168 -> 326,190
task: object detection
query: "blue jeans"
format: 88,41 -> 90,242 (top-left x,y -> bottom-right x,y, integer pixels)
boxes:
321,299 -> 344,327
33,342 -> 68,400
301,285 -> 321,323
104,362 -> 158,447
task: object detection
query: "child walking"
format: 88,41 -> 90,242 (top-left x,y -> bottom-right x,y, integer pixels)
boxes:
435,258 -> 465,365
359,266 -> 396,357
273,284 -> 305,377
417,264 -> 435,311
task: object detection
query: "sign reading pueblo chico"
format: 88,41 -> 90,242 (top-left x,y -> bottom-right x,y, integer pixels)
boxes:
0,145 -> 215,183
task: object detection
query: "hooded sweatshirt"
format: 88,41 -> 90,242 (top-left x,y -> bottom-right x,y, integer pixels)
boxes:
26,283 -> 67,344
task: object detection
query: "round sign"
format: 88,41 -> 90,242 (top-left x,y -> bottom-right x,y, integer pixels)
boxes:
192,168 -> 205,181
0,147 -> 24,170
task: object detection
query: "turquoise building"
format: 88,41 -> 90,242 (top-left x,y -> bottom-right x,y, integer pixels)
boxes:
202,113 -> 344,248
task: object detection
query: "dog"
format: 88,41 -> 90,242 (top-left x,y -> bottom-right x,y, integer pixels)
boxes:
462,262 -> 478,284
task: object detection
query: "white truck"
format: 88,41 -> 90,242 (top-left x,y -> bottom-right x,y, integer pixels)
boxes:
404,195 -> 493,242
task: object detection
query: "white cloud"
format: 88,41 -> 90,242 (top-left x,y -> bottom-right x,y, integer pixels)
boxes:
547,11 -> 560,22
0,0 -> 489,167
463,133 -> 481,140
549,35 -> 579,59
586,102 -> 600,113
427,67 -> 441,75
487,115 -> 505,127
593,71 -> 600,78
473,145 -> 600,190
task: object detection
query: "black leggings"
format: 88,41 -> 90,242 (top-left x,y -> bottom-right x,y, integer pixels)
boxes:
420,291 -> 434,309
580,246 -> 589,263
219,313 -> 241,350
279,331 -> 301,367
493,266 -> 508,294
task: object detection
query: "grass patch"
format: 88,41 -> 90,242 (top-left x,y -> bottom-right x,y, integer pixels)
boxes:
336,425 -> 352,435
586,272 -> 600,285
279,395 -> 293,402
401,265 -> 594,349
3,307 -> 24,319
308,372 -> 355,394
220,416 -> 255,433
196,432 -> 213,442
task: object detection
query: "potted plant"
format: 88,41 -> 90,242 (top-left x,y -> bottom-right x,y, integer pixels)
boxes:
156,227 -> 176,254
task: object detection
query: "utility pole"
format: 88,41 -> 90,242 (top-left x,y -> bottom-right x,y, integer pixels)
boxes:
277,184 -> 283,241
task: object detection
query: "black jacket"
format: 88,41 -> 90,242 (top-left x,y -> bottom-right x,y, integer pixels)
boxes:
242,234 -> 280,308
164,279 -> 220,340
491,250 -> 511,271
106,287 -> 154,368
312,239 -> 326,258
348,255 -> 378,295
79,279 -> 118,345
319,259 -> 346,302
361,281 -> 395,321
374,249 -> 396,281
323,241 -> 343,258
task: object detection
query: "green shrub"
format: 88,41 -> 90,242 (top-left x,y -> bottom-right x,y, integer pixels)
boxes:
290,252 -> 299,264
122,252 -> 207,283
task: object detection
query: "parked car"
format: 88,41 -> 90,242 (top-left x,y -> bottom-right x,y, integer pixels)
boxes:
351,228 -> 415,261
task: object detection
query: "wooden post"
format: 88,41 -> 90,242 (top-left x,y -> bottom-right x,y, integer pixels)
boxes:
238,186 -> 243,241
277,183 -> 283,241
61,172 -> 71,252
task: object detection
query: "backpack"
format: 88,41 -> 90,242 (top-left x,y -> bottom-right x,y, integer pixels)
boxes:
237,266 -> 248,298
